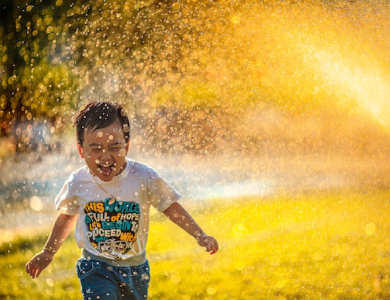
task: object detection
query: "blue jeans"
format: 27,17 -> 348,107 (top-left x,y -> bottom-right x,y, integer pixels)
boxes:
76,258 -> 150,300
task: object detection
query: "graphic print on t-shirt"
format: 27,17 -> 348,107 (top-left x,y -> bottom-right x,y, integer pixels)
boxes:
84,198 -> 140,259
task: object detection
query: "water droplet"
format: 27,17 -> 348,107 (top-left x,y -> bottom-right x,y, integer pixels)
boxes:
231,15 -> 240,24
46,278 -> 54,287
30,196 -> 43,211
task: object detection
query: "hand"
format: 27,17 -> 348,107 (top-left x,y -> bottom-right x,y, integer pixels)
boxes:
25,250 -> 54,279
196,234 -> 219,255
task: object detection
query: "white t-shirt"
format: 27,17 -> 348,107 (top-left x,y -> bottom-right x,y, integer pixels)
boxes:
55,158 -> 180,261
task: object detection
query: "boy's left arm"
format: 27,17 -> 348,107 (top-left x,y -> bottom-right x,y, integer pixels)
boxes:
163,202 -> 219,255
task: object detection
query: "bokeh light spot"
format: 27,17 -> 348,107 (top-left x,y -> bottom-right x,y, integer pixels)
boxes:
207,287 -> 217,295
366,223 -> 376,235
30,196 -> 43,211
46,278 -> 54,287
2,231 -> 15,243
231,15 -> 241,24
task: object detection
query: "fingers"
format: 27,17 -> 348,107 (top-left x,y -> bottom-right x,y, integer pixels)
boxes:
25,261 -> 42,279
203,236 -> 219,255
208,242 -> 218,255
26,262 -> 33,277
26,262 -> 35,278
26,252 -> 53,279
35,268 -> 43,278
26,262 -> 33,278
210,243 -> 218,255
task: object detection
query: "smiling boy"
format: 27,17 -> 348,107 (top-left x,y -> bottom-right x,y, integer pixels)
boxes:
26,101 -> 218,300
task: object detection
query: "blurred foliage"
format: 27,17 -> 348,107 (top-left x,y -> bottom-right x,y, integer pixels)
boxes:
0,232 -> 47,256
3,191 -> 390,299
1,0 -> 77,135
1,0 -> 390,154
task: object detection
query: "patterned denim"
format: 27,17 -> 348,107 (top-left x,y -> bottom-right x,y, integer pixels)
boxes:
76,258 -> 150,300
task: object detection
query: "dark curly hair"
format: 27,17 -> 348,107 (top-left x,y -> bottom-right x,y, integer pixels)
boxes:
73,101 -> 130,146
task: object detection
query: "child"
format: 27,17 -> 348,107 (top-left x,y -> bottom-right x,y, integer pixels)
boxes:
25,101 -> 218,300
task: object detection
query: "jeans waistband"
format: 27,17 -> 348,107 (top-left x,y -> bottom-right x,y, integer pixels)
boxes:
81,249 -> 147,267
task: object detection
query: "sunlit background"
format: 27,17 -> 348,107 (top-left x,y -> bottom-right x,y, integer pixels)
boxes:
1,0 -> 390,299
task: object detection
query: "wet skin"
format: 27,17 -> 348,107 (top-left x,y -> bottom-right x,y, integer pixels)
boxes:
77,121 -> 130,182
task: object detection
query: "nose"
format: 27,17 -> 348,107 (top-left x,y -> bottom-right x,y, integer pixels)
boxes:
100,149 -> 112,161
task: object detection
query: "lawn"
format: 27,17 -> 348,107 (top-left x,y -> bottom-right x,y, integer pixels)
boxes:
1,190 -> 390,299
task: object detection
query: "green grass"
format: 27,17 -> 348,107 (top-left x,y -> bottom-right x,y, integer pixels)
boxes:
2,190 -> 390,299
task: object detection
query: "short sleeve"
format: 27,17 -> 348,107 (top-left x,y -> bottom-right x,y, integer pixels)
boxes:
55,174 -> 80,215
148,170 -> 181,212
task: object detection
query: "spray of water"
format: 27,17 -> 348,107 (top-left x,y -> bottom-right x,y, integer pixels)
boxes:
2,0 -> 390,214
2,4 -> 390,298
2,1 -> 390,154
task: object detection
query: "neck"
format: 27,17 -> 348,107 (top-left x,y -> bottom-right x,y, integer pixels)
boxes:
116,160 -> 127,176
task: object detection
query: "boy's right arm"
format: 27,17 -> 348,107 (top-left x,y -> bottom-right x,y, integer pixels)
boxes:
25,213 -> 77,279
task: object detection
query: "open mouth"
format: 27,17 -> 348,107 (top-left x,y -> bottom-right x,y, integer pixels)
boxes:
97,163 -> 116,176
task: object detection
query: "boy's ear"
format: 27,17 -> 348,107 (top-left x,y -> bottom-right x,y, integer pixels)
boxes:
77,143 -> 84,158
125,140 -> 130,153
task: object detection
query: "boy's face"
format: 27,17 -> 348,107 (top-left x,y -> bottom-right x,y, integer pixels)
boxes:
77,121 -> 130,182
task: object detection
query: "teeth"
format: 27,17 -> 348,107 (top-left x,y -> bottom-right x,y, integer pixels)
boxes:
100,164 -> 112,167
96,163 -> 116,176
